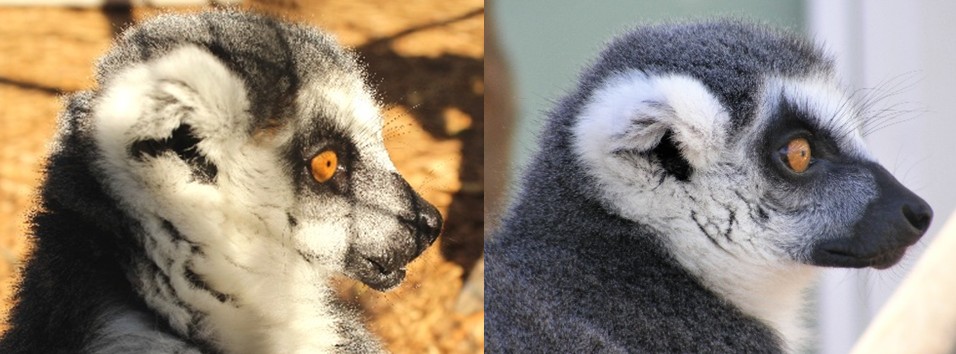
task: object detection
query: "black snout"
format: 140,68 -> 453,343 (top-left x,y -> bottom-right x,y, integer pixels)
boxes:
345,179 -> 443,291
901,201 -> 932,234
404,195 -> 443,256
810,164 -> 932,269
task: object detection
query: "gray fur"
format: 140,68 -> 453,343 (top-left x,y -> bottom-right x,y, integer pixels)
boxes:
575,20 -> 830,133
486,20 -> 931,352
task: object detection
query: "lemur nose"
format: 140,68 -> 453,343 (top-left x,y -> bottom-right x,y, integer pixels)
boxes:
902,200 -> 933,234
420,204 -> 443,233
416,201 -> 443,246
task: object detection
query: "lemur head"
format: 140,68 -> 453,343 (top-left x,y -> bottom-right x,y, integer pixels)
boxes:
570,21 -> 932,271
88,11 -> 441,292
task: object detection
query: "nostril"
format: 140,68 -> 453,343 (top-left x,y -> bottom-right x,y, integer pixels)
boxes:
418,205 -> 443,232
420,213 -> 441,231
902,202 -> 933,233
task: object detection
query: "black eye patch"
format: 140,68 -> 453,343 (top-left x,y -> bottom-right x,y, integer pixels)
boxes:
129,124 -> 219,184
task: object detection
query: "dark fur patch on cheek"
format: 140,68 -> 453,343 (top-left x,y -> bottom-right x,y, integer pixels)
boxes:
129,124 -> 219,183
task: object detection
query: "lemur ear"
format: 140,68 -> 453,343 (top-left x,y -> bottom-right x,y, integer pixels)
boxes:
574,71 -> 730,173
92,45 -> 252,184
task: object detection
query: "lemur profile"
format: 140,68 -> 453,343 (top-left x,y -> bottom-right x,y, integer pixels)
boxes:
486,20 -> 933,352
0,10 -> 442,353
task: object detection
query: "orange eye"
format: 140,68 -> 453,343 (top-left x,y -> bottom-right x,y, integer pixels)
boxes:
781,137 -> 812,173
310,150 -> 338,183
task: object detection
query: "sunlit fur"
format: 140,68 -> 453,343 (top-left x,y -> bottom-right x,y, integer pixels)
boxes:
0,11 -> 440,354
93,44 -> 352,353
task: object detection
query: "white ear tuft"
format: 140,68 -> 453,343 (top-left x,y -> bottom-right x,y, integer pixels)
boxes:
573,71 -> 730,170
93,44 -> 251,152
90,45 -> 253,218
652,74 -> 730,168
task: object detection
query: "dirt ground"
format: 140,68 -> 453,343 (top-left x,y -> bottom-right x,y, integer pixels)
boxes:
0,1 -> 483,353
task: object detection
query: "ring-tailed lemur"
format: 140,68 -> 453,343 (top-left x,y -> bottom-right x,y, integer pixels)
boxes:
486,20 -> 933,352
0,10 -> 442,353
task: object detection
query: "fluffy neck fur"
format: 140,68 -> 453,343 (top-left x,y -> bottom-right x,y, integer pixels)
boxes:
592,164 -> 819,351
127,215 -> 344,354
102,154 -> 354,353
660,224 -> 818,352
487,148 -> 786,352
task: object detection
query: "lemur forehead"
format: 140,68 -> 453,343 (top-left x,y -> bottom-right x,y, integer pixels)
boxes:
294,76 -> 396,170
758,75 -> 871,159
295,77 -> 383,139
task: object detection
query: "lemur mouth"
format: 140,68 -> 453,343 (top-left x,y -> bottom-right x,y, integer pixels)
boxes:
345,207 -> 442,291
356,256 -> 407,291
811,226 -> 923,269
344,188 -> 443,291
346,230 -> 439,291
810,174 -> 932,270
817,246 -> 909,269
344,247 -> 414,291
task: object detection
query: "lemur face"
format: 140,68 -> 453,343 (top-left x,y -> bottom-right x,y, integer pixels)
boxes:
287,73 -> 443,291
573,71 -> 931,270
90,23 -> 440,293
752,78 -> 931,269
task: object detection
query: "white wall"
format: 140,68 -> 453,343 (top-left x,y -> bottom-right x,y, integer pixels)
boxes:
808,1 -> 956,353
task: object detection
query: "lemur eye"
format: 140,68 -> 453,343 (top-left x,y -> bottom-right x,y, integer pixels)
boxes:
310,150 -> 338,183
780,137 -> 812,173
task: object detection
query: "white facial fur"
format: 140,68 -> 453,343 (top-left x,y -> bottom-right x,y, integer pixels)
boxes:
290,74 -> 401,263
90,44 -> 399,353
572,70 -> 876,351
